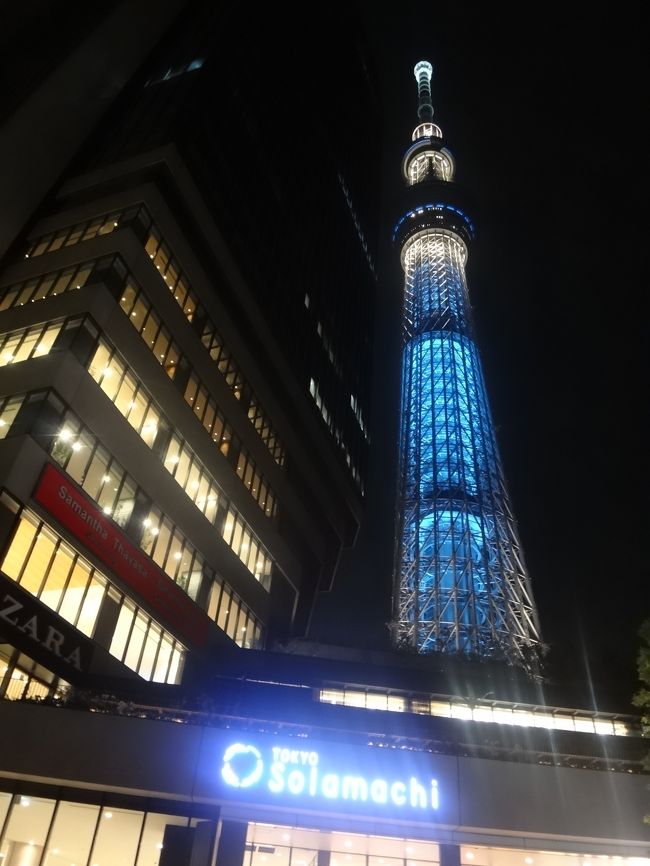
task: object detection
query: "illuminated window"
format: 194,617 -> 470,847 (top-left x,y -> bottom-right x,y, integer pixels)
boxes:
48,405 -> 262,643
0,511 -> 185,682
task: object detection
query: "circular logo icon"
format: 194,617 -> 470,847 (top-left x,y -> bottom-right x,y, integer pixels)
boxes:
221,743 -> 264,788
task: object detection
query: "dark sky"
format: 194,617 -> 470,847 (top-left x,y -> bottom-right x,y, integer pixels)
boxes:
312,5 -> 649,712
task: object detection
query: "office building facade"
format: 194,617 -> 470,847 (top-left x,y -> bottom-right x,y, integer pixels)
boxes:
0,0 -> 377,697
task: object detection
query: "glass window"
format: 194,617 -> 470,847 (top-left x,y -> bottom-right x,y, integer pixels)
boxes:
207,580 -> 222,620
88,342 -> 112,383
202,401 -> 216,435
0,395 -> 25,437
145,231 -> 159,258
141,510 -> 162,555
290,848 -> 319,866
64,430 -> 94,481
0,794 -> 56,858
217,588 -> 231,632
153,635 -> 173,683
253,846 -> 290,866
113,477 -> 136,527
48,231 -> 67,251
1,516 -> 37,580
10,328 -> 38,363
136,811 -> 190,866
110,603 -> 134,662
166,533 -> 183,578
81,219 -> 101,240
153,329 -> 170,365
21,526 -> 56,595
77,576 -> 105,636
139,621 -> 161,680
83,449 -> 112,499
231,520 -> 243,557
44,800 -> 100,866
163,342 -> 179,378
0,287 -> 19,311
57,558 -> 89,622
141,406 -> 160,447
124,611 -> 148,671
40,544 -> 73,611
168,645 -> 183,683
89,807 -> 144,866
52,269 -> 73,294
366,693 -> 388,710
100,361 -> 123,403
142,310 -> 159,347
74,262 -> 94,288
222,511 -> 235,546
226,600 -> 240,639
32,237 -> 51,256
120,281 -> 138,315
184,375 -> 198,406
0,791 -> 11,829
65,225 -> 84,246
164,436 -> 182,473
174,448 -> 191,489
127,387 -> 148,432
152,520 -> 172,569
212,412 -> 225,443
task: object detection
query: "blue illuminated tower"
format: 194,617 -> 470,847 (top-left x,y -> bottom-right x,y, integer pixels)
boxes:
391,61 -> 541,672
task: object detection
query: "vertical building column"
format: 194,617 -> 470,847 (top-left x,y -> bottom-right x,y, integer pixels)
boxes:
215,820 -> 248,866
439,844 -> 461,866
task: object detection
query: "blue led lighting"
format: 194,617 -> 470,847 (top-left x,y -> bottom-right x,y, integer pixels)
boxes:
394,221 -> 539,665
392,204 -> 476,242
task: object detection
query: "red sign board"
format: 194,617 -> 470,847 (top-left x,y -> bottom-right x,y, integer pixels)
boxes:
33,463 -> 209,646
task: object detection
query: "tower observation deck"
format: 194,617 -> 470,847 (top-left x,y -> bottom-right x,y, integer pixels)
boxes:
391,61 -> 541,674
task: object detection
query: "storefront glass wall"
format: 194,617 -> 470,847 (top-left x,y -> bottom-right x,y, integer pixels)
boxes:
0,792 -> 211,866
244,824 -> 650,866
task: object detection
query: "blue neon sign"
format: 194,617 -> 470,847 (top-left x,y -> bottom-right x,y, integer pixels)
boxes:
220,742 -> 439,812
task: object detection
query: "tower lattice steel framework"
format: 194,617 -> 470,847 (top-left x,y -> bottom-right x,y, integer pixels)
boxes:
391,61 -> 541,673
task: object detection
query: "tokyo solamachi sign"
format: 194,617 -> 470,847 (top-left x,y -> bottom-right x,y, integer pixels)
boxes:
220,741 -> 440,813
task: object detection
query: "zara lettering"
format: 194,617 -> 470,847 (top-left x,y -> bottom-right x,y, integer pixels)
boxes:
0,593 -> 83,670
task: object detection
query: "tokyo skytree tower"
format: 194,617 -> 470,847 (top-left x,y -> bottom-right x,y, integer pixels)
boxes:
391,61 -> 541,673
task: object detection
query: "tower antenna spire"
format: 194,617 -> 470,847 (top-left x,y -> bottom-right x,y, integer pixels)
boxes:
414,60 -> 434,122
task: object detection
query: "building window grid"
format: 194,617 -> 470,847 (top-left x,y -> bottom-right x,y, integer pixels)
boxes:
317,688 -> 633,737
0,793 -> 207,860
0,509 -> 185,684
0,647 -> 63,702
50,408 -> 263,649
142,225 -> 285,466
20,203 -> 285,466
309,377 -> 365,493
1,254 -> 279,520
87,338 -> 273,590
24,209 -> 132,259
118,270 -> 277,519
0,258 -> 99,311
0,320 -> 64,367
0,394 -> 28,438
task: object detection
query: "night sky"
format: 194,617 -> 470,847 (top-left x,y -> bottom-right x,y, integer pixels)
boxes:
311,5 -> 649,712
